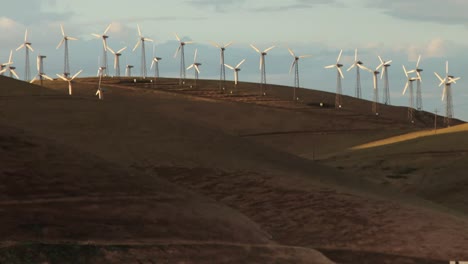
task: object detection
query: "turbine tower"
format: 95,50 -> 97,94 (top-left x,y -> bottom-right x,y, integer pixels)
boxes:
30,55 -> 53,86
174,33 -> 194,86
408,55 -> 423,111
435,61 -> 460,127
0,50 -> 19,79
91,23 -> 112,77
56,24 -> 78,78
187,48 -> 202,87
376,55 -> 392,105
364,67 -> 380,115
211,41 -> 233,92
347,49 -> 369,99
126,65 -> 134,77
224,59 -> 246,94
403,65 -> 419,123
288,48 -> 311,101
132,24 -> 153,78
16,29 -> 34,81
325,49 -> 345,108
250,44 -> 275,95
108,46 -> 127,77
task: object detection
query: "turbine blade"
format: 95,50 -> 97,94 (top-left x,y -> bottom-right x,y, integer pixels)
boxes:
378,55 -> 383,64
60,24 -> 65,36
288,48 -> 295,57
416,55 -> 421,68
107,47 -> 115,54
11,69 -> 19,79
193,48 -> 198,62
194,64 -> 200,74
224,41 -> 233,48
117,46 -> 127,53
151,59 -> 155,69
26,44 -> 34,52
68,37 -> 78,41
56,74 -> 68,81
30,76 -> 38,83
174,45 -> 181,58
337,49 -> 343,63
184,41 -> 194,45
144,38 -> 154,42
347,63 -> 355,72
289,60 -> 296,74
42,74 -> 53,81
386,60 -> 392,65
403,82 -> 409,95
104,23 -> 112,34
16,44 -> 25,51
250,44 -> 260,53
299,55 -> 311,59
354,48 -> 358,62
324,65 -> 335,69
175,33 -> 180,41
434,72 -> 443,83
92,33 -> 101,38
187,64 -> 194,70
210,41 -> 220,48
236,59 -> 246,68
446,61 -> 449,75
380,66 -> 385,80
137,24 -> 142,37
56,38 -> 65,49
264,45 -> 275,53
24,29 -> 28,41
402,65 -> 408,78
8,50 -> 13,64
71,69 -> 83,80
338,67 -> 344,79
133,40 -> 141,52
224,64 -> 234,70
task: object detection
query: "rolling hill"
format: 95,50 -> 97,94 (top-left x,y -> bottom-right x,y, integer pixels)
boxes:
1,75 -> 468,263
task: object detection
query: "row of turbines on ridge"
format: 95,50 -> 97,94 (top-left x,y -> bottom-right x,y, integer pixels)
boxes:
0,23 -> 461,126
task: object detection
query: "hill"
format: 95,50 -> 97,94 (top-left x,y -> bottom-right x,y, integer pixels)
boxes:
1,75 -> 468,263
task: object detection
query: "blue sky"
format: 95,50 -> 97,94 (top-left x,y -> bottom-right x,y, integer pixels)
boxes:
1,0 -> 468,121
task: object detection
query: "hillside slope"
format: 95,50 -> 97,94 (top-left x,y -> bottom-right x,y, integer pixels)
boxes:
2,76 -> 468,263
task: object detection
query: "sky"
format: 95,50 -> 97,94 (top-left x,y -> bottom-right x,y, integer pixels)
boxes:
1,0 -> 468,121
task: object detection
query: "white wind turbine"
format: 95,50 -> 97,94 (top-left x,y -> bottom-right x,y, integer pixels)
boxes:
0,50 -> 19,79
57,70 -> 83,95
133,24 -> 153,78
91,23 -> 112,77
187,48 -> 202,87
250,44 -> 275,95
211,41 -> 233,91
288,48 -> 311,101
108,46 -> 127,77
57,24 -> 78,78
151,57 -> 162,78
126,65 -> 134,77
174,33 -> 194,85
325,49 -> 345,108
376,55 -> 392,105
434,61 -> 460,126
407,55 -> 423,110
402,65 -> 420,122
363,65 -> 381,115
96,66 -> 105,100
16,29 -> 34,81
224,59 -> 246,94
0,51 -> 13,77
347,49 -> 370,99
30,55 -> 53,86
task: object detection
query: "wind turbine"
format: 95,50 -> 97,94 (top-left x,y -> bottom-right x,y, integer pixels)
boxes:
16,29 -> 34,81
151,57 -> 162,78
363,65 -> 381,115
376,55 -> 392,105
108,46 -> 127,77
211,41 -> 233,92
133,24 -> 153,78
57,24 -> 78,78
288,48 -> 311,101
403,65 -> 419,123
187,48 -> 202,87
406,55 -> 423,111
435,61 -> 460,126
325,49 -> 345,108
30,55 -> 53,86
174,33 -> 194,85
251,44 -> 275,95
347,49 -> 370,99
0,50 -> 19,79
224,59 -> 246,94
56,70 -> 82,95
91,23 -> 112,76
96,67 -> 105,100
0,51 -> 13,77
126,65 -> 134,77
